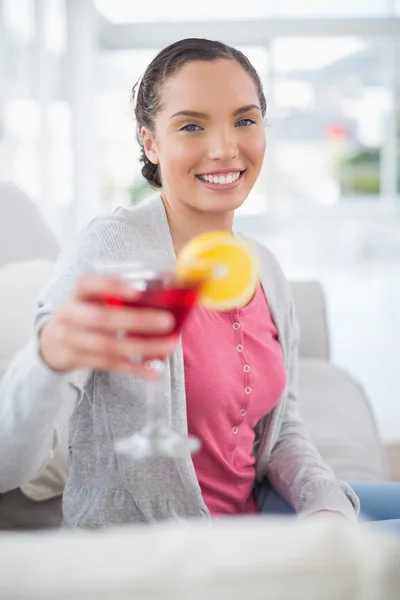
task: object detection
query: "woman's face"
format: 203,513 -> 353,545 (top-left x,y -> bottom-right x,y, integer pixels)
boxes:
142,59 -> 266,216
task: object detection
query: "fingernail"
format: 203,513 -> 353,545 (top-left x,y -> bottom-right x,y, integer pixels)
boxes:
157,314 -> 174,329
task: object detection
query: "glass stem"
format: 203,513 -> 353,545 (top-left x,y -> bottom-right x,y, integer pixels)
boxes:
145,359 -> 166,429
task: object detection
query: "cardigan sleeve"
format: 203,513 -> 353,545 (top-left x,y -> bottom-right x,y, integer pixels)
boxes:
0,225 -> 109,492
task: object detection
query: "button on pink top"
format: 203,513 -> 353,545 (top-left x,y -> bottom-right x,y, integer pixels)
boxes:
182,285 -> 287,516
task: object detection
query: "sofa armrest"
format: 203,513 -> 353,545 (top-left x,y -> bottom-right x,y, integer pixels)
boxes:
289,280 -> 330,361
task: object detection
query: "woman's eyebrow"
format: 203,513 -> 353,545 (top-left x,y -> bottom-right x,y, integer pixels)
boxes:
232,104 -> 261,116
169,105 -> 261,121
170,110 -> 207,120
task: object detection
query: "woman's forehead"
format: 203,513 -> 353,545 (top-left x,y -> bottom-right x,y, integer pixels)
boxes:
159,59 -> 259,114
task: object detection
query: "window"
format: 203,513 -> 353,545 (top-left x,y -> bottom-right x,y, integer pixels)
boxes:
98,49 -> 159,211
0,0 -> 72,239
269,37 -> 394,207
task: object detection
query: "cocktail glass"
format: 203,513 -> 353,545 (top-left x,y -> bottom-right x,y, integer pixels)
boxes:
96,261 -> 201,460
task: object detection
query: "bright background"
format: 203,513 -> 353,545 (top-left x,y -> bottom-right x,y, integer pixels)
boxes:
1,0 -> 399,442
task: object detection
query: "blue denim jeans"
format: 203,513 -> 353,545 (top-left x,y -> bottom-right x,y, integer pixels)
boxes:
256,480 -> 400,534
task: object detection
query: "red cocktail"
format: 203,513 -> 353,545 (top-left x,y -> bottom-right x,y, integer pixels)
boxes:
96,262 -> 201,460
104,283 -> 198,340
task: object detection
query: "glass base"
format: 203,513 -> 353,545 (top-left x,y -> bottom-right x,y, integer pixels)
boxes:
115,421 -> 201,460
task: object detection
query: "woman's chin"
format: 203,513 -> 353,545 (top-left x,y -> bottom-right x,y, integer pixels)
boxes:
194,191 -> 247,214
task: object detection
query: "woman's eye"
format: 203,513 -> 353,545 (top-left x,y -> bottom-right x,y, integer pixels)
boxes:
180,124 -> 201,132
236,118 -> 256,127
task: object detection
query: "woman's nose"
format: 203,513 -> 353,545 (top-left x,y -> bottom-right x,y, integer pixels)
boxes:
207,127 -> 239,162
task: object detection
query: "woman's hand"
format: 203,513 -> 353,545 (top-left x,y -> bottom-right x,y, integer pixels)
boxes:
39,273 -> 176,377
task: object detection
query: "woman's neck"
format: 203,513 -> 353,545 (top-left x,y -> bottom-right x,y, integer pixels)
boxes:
161,193 -> 234,256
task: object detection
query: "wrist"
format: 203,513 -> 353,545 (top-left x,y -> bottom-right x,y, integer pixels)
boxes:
39,321 -> 71,373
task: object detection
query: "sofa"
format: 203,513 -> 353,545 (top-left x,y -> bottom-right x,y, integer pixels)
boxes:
0,516 -> 399,600
0,255 -> 389,530
0,183 -> 59,267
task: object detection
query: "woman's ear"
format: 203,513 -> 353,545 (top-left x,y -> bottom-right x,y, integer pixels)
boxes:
141,127 -> 159,165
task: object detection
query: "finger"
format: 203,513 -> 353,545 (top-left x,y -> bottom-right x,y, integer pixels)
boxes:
74,273 -> 139,303
63,328 -> 177,361
61,300 -> 175,335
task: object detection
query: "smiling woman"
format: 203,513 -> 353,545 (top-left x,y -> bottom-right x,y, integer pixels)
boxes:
1,37 -> 400,532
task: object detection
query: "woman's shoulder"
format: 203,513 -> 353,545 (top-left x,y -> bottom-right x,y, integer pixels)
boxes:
58,195 -> 165,266
84,195 -> 163,255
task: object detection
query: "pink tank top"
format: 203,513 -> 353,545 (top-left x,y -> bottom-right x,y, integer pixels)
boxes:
182,285 -> 286,516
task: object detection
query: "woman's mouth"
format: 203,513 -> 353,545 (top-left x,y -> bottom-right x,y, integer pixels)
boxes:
196,170 -> 245,190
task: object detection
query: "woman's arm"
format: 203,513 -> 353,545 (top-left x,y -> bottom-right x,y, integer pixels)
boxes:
264,295 -> 360,522
0,227 -> 106,493
0,219 -> 177,493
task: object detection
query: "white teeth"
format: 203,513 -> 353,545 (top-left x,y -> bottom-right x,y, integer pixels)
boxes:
199,172 -> 241,185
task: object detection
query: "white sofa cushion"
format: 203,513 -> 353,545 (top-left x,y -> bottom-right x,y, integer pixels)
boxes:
0,260 -> 55,377
0,183 -> 59,266
290,281 -> 330,360
0,517 -> 398,599
299,359 -> 388,481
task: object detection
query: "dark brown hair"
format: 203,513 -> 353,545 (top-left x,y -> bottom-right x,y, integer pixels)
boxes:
132,38 -> 267,189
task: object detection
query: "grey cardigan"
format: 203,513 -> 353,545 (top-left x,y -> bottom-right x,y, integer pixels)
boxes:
0,195 -> 360,527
